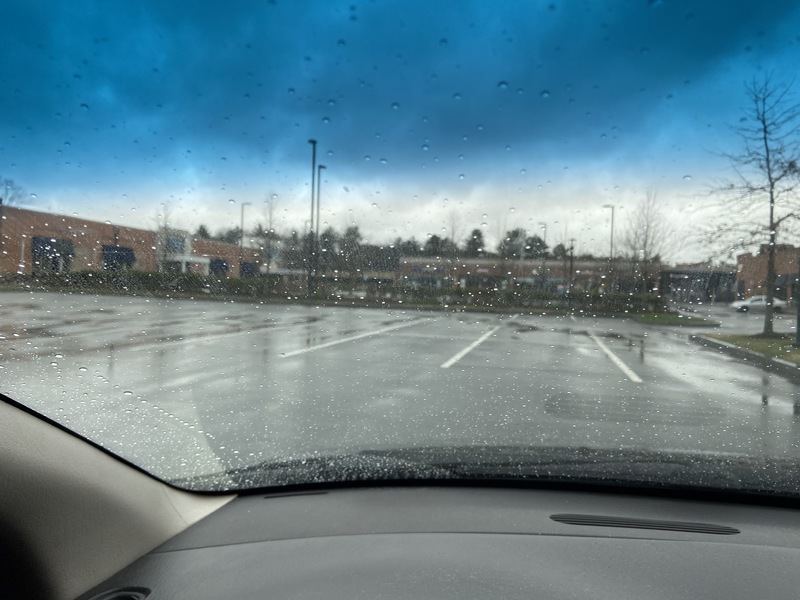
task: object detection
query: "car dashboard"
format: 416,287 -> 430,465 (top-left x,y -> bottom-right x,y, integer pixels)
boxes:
76,485 -> 800,600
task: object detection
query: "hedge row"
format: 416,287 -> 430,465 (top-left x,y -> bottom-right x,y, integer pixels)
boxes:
2,271 -> 664,313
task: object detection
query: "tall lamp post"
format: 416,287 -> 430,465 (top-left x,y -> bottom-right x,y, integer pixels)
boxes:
308,139 -> 317,294
265,194 -> 276,280
517,229 -> 526,291
602,204 -> 615,260
315,164 -> 326,286
602,204 -> 615,290
538,222 -> 547,290
315,165 -> 326,236
239,201 -> 252,276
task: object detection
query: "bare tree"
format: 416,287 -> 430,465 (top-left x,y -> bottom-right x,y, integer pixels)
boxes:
623,191 -> 671,291
0,178 -> 27,206
710,76 -> 800,335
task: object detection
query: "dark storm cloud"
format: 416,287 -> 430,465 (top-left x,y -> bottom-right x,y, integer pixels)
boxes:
1,0 -> 798,198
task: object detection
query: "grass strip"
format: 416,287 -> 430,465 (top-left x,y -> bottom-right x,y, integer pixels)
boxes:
707,333 -> 800,365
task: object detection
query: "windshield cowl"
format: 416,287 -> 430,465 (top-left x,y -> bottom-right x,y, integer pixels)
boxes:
174,446 -> 800,497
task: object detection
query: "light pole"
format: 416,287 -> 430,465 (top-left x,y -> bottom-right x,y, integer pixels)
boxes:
316,164 -> 326,285
568,238 -> 576,303
517,230 -> 526,291
265,194 -> 276,280
602,204 -> 615,291
316,165 -> 326,238
602,204 -> 615,260
308,139 -> 317,294
239,201 -> 252,277
538,222 -> 547,291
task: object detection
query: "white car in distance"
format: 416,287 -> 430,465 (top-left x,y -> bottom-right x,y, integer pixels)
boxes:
730,295 -> 788,313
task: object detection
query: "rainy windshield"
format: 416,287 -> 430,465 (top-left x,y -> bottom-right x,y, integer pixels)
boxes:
3,1 -> 800,493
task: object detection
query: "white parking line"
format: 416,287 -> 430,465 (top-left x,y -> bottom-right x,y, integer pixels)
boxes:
440,326 -> 501,369
587,331 -> 643,383
571,315 -> 642,383
279,319 -> 429,358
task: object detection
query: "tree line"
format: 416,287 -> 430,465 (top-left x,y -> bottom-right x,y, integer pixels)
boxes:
190,222 -> 604,264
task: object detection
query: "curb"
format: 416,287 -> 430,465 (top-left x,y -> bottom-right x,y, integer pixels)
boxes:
689,334 -> 800,384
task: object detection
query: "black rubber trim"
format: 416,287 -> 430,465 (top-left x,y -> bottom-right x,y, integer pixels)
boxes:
550,513 -> 740,535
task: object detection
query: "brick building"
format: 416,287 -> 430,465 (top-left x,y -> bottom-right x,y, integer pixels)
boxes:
736,244 -> 799,300
0,206 -> 260,278
396,256 -> 649,293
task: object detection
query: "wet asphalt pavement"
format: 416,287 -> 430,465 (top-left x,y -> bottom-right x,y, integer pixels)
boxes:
2,291 -> 800,483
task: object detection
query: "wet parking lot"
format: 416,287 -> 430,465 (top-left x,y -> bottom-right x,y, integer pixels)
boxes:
3,291 -> 800,481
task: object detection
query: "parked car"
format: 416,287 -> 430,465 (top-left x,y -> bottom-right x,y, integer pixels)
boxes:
730,295 -> 787,313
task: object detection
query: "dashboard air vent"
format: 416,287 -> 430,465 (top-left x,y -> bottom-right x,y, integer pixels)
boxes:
550,514 -> 740,535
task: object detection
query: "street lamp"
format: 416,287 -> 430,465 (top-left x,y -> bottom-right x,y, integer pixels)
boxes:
239,201 -> 252,276
602,204 -> 615,291
538,222 -> 547,290
568,238 -> 576,299
517,229 -> 526,290
315,164 -> 327,285
315,164 -> 326,244
264,194 -> 276,279
308,139 -> 317,294
602,204 -> 615,261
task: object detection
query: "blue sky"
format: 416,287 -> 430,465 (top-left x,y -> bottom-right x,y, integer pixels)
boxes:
2,0 -> 800,261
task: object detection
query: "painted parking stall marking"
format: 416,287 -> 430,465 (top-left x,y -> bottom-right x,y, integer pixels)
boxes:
279,318 -> 429,358
440,325 -> 502,369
